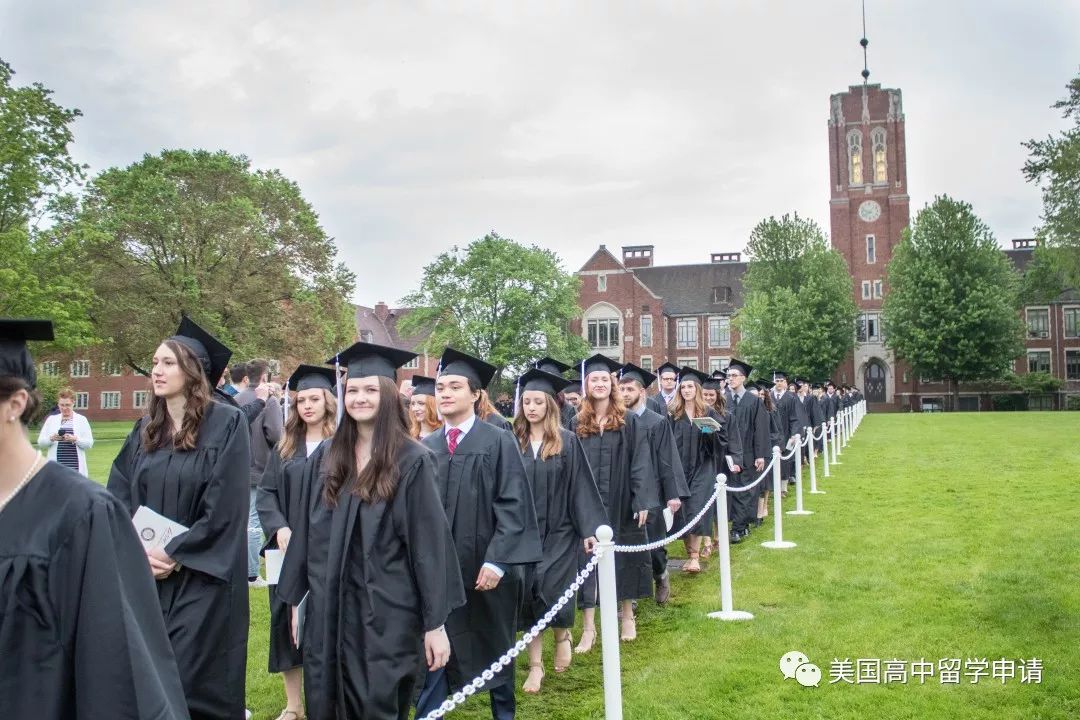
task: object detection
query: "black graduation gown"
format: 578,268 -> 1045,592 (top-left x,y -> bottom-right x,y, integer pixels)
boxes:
726,392 -> 771,530
422,421 -> 542,691
634,407 -> 689,504
572,413 -> 658,603
668,409 -> 726,536
483,412 -> 513,433
518,429 -> 607,629
559,402 -> 577,431
0,461 -> 189,720
279,441 -> 465,720
107,402 -> 250,720
794,394 -> 811,439
645,393 -> 668,417
257,443 -> 322,673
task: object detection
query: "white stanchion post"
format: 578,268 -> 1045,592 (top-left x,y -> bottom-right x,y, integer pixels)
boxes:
707,475 -> 753,621
831,417 -> 841,465
762,446 -> 796,549
595,525 -> 623,720
787,434 -> 812,515
842,408 -> 850,447
821,423 -> 831,478
809,428 -> 825,493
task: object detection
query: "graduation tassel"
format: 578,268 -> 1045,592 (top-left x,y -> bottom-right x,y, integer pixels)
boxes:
283,384 -> 291,424
513,377 -> 521,418
334,354 -> 345,427
580,359 -> 586,395
435,360 -> 444,422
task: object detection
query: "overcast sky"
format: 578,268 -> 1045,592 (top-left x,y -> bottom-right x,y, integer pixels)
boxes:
3,1 -> 1078,305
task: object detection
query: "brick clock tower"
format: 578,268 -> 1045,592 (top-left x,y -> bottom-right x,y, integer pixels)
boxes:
827,77 -> 913,407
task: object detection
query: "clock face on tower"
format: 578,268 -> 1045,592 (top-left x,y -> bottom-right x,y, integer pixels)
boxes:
858,200 -> 882,223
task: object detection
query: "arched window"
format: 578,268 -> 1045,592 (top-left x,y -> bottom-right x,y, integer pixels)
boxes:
871,127 -> 887,184
583,302 -> 621,353
847,130 -> 863,185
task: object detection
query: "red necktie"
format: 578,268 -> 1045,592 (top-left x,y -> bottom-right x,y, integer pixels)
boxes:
447,428 -> 462,455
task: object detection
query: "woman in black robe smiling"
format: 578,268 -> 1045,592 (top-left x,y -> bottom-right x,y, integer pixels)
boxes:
108,316 -> 250,720
0,318 -> 188,720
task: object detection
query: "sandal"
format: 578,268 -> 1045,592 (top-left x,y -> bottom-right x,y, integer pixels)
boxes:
554,631 -> 573,672
274,711 -> 305,720
522,663 -> 544,694
620,614 -> 637,642
574,627 -> 596,654
700,539 -> 713,559
683,551 -> 702,574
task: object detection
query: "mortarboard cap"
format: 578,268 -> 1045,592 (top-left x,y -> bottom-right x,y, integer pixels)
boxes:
410,375 -> 436,397
703,377 -> 723,391
771,370 -> 788,382
287,364 -> 337,393
655,361 -> 680,378
533,356 -> 572,376
437,347 -> 498,388
170,315 -> 233,385
580,353 -> 622,377
726,358 -> 753,378
618,362 -> 656,389
678,366 -> 710,385
0,318 -> 54,389
517,368 -> 574,398
329,342 -> 417,381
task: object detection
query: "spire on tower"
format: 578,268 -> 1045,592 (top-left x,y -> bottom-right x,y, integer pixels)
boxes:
860,0 -> 870,84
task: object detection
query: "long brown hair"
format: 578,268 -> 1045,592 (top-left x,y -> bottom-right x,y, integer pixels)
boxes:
409,394 -> 442,440
141,340 -> 211,452
761,389 -> 775,413
711,391 -> 727,415
671,381 -> 707,421
477,389 -> 500,420
323,375 -> 411,507
576,373 -> 626,438
279,388 -> 337,459
512,393 -> 564,460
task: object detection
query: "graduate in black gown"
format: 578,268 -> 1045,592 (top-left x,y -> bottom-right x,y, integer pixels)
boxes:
754,380 -> 784,525
511,368 -> 606,694
256,365 -> 337,720
415,348 -> 542,720
616,363 -> 688,606
667,367 -> 727,574
107,316 -> 250,720
572,354 -> 657,648
407,375 -> 442,440
0,318 -> 188,720
531,357 -> 578,430
701,375 -> 731,553
770,371 -> 801,489
724,360 -> 771,543
276,344 -> 464,720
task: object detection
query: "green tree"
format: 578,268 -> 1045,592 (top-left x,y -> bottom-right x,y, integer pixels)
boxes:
398,232 -> 588,384
882,196 -> 1025,410
734,213 -> 859,380
68,149 -> 356,373
1023,69 -> 1080,291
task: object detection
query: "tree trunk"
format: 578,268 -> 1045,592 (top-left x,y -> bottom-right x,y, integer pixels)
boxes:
950,378 -> 960,412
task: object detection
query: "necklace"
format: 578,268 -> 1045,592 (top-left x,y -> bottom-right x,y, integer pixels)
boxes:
0,453 -> 43,515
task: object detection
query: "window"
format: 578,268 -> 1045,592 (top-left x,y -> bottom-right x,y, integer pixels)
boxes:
640,315 -> 653,348
102,360 -> 123,376
1027,350 -> 1051,374
1064,307 -> 1079,338
1066,350 -> 1080,381
402,357 -> 419,370
597,275 -> 607,292
40,361 -> 60,377
871,127 -> 887,184
676,318 -> 698,349
1026,308 -> 1050,339
640,355 -> 653,371
133,390 -> 150,409
847,129 -> 863,185
677,357 -> 699,370
712,286 -> 732,303
74,392 -> 88,410
873,280 -> 883,299
856,312 -> 883,343
866,235 -> 876,264
1029,394 -> 1054,411
861,281 -> 872,300
708,316 -> 730,348
360,330 -> 374,343
709,356 -> 730,374
70,359 -> 90,378
101,391 -> 121,410
587,318 -> 620,349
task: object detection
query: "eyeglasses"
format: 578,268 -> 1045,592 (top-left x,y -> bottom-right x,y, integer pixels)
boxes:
726,373 -> 742,378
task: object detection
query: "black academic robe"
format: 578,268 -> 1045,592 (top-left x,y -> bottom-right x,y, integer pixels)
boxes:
0,461 -> 189,720
645,393 -> 668,417
559,402 -> 577,431
422,421 -> 542,691
257,443 -> 324,673
483,412 -> 513,433
518,429 -> 607,629
213,386 -> 264,424
668,409 -> 726,536
794,394 -> 811,440
572,413 -> 659,603
278,441 -> 464,720
635,407 -> 689,504
107,402 -> 250,720
727,392 -> 771,531
824,393 -> 838,420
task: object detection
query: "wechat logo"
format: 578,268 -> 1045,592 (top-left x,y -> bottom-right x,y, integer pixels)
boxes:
780,650 -> 822,688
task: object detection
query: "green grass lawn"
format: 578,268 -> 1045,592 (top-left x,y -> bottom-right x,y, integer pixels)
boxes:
78,414 -> 1080,719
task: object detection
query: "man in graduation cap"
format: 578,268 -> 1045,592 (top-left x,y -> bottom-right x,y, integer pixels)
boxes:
792,377 -> 812,443
648,362 -> 680,415
770,371 -> 801,489
532,356 -> 577,430
617,362 -> 689,604
724,359 -> 770,543
415,348 -> 542,720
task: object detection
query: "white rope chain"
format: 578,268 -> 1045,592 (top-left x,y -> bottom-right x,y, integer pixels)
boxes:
419,553 -> 602,720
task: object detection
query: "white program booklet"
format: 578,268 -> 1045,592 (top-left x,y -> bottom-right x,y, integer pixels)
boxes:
132,505 -> 189,552
264,548 -> 285,585
295,591 -> 310,648
663,506 -> 674,532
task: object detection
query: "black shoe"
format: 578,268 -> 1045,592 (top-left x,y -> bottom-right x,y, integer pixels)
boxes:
752,518 -> 763,528
654,573 -> 671,605
730,530 -> 744,544
741,527 -> 752,539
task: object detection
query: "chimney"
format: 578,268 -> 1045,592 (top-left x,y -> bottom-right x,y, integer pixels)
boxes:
374,301 -> 390,322
1011,238 -> 1037,250
622,245 -> 654,268
711,252 -> 741,264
